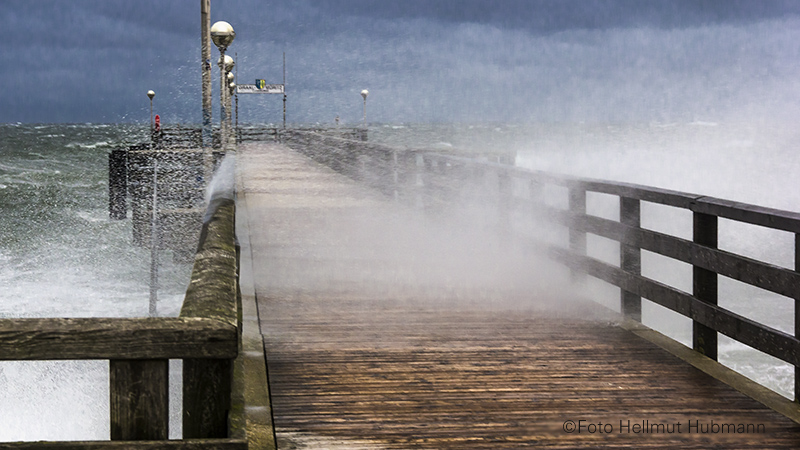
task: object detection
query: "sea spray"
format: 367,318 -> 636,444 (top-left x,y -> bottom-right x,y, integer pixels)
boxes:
204,153 -> 236,223
0,124 -> 191,440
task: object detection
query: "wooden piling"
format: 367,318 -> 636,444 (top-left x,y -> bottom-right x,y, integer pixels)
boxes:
108,148 -> 127,220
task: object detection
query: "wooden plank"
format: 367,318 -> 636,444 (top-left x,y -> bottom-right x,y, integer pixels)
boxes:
234,179 -> 278,449
539,205 -> 800,299
620,197 -> 641,320
693,212 -> 719,360
543,243 -> 800,367
568,185 -> 586,282
0,439 -> 247,449
693,196 -> 800,234
183,359 -> 233,438
578,179 -> 701,209
180,199 -> 238,328
796,234 -> 800,403
110,359 -> 169,440
0,317 -> 236,360
261,295 -> 800,449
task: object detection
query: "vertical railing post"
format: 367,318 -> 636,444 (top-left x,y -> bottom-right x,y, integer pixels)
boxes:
497,169 -> 512,242
183,358 -> 233,438
620,197 -> 642,321
568,184 -> 587,282
422,156 -> 438,214
392,149 -> 399,202
110,359 -> 169,440
693,212 -> 718,360
528,178 -> 542,204
795,234 -> 800,403
415,153 -> 425,211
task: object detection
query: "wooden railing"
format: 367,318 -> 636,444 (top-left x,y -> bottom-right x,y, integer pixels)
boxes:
0,199 -> 246,448
283,130 -> 800,403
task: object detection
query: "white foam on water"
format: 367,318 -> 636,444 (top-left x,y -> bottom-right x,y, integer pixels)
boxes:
0,361 -> 109,441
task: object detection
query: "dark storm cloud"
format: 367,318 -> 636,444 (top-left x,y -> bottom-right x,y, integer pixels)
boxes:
308,0 -> 800,33
1,0 -> 799,123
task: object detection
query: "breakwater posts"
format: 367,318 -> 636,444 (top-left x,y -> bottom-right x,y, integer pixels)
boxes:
278,130 -> 800,415
127,148 -> 204,254
108,144 -> 209,261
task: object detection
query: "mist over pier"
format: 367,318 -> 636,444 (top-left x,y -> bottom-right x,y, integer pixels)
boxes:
3,1 -> 800,447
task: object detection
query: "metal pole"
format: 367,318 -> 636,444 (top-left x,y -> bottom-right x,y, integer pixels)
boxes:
283,52 -> 287,128
228,71 -> 235,147
200,0 -> 213,179
219,49 -> 227,150
235,52 -> 239,142
150,98 -> 153,135
149,159 -> 159,316
363,98 -> 366,127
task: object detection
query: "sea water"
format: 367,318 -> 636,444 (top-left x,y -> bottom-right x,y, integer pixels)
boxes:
0,121 -> 797,440
0,124 -> 192,440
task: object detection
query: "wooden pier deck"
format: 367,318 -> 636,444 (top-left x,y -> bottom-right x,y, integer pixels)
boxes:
236,142 -> 800,448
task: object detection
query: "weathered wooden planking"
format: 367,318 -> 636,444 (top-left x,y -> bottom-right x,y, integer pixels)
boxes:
543,243 -> 800,367
110,359 -> 169,440
181,199 -> 238,328
238,142 -> 800,448
0,317 -> 236,360
536,204 -> 800,299
693,196 -> 800,234
180,198 -> 239,438
0,439 -> 246,449
262,297 -> 800,449
183,359 -> 233,439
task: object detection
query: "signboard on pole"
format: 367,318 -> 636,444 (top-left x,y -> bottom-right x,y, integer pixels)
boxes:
237,83 -> 284,94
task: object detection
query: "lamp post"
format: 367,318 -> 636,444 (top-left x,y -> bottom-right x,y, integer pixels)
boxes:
218,54 -> 235,150
200,0 -> 213,183
147,90 -> 155,134
361,89 -> 369,127
146,88 -> 158,316
227,71 -> 235,145
210,21 -> 235,151
228,78 -> 236,145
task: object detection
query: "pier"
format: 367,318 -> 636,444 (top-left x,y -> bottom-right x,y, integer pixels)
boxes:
237,138 -> 800,448
3,130 -> 800,448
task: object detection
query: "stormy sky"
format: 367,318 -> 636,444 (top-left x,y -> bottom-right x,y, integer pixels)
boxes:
2,0 -> 799,124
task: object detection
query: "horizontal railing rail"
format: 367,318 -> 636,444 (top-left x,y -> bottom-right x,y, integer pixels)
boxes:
287,131 -> 800,405
0,198 -> 244,448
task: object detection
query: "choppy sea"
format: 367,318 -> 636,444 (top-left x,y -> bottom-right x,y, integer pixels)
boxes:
1,121 -> 799,440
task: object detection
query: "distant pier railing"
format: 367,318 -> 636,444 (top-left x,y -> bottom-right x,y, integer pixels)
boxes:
284,130 -> 800,405
0,199 -> 245,448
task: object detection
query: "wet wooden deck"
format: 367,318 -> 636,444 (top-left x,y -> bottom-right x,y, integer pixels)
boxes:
237,142 -> 800,448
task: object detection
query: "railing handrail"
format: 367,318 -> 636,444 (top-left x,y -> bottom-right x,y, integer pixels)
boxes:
0,317 -> 235,360
0,197 -> 242,446
285,131 -> 800,404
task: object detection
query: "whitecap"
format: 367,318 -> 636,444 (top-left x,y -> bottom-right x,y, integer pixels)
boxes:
65,141 -> 110,149
75,210 -> 105,223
